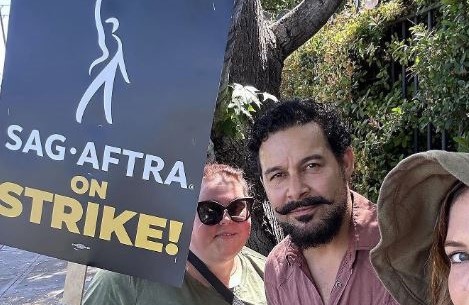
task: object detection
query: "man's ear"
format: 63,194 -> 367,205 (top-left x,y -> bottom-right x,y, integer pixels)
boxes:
341,147 -> 355,180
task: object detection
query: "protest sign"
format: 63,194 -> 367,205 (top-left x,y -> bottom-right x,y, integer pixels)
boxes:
0,0 -> 232,286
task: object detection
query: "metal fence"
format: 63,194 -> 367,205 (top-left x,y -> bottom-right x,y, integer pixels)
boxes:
378,3 -> 454,153
392,5 -> 454,153
353,0 -> 453,152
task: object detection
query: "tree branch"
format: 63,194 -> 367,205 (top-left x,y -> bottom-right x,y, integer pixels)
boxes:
270,0 -> 342,59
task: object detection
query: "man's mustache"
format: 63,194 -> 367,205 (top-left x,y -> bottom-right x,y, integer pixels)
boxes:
275,196 -> 333,216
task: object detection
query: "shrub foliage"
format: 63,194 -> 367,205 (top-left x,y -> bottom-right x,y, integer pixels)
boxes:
280,0 -> 469,200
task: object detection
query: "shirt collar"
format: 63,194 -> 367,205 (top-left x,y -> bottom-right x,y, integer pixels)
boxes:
350,191 -> 380,250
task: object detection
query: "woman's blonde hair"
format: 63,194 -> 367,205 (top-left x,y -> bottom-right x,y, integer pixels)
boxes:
202,163 -> 250,196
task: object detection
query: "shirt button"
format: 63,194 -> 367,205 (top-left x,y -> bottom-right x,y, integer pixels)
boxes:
335,281 -> 343,288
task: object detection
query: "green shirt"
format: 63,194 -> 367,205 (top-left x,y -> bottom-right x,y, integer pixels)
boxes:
83,247 -> 266,305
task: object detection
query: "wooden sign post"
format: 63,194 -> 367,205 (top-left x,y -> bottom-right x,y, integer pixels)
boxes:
62,263 -> 88,305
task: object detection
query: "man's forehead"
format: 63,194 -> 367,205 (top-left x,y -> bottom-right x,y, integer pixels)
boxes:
259,123 -> 329,162
259,122 -> 329,151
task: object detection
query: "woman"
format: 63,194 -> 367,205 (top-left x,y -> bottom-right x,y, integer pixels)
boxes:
431,182 -> 469,305
371,150 -> 469,305
83,163 -> 266,305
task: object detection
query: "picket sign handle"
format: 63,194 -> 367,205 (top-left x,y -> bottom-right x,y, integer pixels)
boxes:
62,263 -> 88,305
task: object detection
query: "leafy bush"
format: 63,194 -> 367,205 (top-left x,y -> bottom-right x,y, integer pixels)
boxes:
261,0 -> 301,15
213,84 -> 278,140
389,0 -> 469,149
281,0 -> 469,201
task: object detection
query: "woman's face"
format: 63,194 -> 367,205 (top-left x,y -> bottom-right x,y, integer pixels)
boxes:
445,187 -> 469,305
189,174 -> 251,265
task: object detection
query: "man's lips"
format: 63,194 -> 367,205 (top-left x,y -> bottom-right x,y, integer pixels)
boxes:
288,205 -> 318,216
288,205 -> 318,214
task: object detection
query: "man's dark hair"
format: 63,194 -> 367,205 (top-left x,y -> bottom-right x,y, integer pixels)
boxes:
247,99 -> 351,174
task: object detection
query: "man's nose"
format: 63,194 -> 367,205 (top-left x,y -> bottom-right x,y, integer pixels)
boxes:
286,174 -> 310,201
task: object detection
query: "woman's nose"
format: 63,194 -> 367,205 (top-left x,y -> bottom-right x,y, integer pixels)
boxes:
218,209 -> 232,225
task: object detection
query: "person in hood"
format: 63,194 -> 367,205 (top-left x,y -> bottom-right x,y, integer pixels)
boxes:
371,150 -> 469,305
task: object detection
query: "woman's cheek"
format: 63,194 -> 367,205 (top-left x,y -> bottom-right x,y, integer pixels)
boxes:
448,264 -> 469,305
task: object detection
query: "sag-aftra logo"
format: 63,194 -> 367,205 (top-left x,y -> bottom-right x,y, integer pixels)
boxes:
76,0 -> 131,124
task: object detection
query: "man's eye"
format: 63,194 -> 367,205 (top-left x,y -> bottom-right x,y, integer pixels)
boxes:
306,163 -> 319,169
269,172 -> 284,181
449,252 -> 469,264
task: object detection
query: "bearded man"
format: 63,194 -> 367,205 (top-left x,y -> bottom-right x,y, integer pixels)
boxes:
248,100 -> 398,305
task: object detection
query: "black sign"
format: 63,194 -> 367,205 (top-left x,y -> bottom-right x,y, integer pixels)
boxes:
0,0 -> 232,286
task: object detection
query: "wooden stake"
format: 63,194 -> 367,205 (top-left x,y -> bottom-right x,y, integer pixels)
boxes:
63,263 -> 88,305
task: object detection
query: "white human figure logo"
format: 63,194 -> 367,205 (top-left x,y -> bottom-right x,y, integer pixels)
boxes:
76,0 -> 130,124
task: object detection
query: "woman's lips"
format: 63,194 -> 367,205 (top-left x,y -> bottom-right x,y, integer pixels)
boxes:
215,232 -> 237,239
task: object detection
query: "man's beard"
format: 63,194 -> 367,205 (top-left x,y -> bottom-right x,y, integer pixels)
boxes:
277,193 -> 348,250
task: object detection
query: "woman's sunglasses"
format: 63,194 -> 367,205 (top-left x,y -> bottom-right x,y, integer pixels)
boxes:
197,197 -> 254,226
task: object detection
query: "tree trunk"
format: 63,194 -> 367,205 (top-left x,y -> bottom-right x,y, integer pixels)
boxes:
213,0 -> 343,256
221,0 -> 283,96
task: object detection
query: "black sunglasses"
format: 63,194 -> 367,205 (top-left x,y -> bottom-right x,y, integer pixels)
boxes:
197,197 -> 254,226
